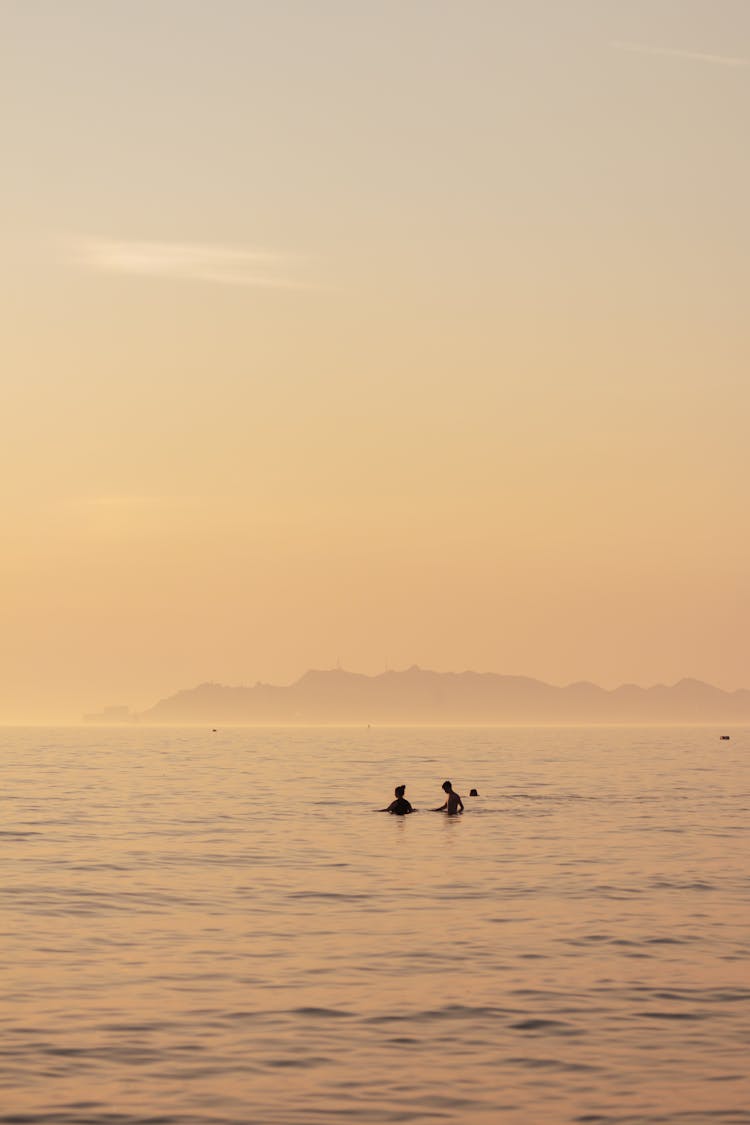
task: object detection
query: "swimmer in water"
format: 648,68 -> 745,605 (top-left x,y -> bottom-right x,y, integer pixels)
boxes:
433,779 -> 464,815
379,784 -> 413,815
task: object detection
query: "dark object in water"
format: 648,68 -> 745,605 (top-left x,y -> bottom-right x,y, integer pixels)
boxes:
433,780 -> 464,815
720,735 -> 730,740
469,788 -> 479,796
380,784 -> 414,815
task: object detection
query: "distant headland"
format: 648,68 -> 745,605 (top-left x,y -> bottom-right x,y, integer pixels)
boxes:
86,667 -> 750,725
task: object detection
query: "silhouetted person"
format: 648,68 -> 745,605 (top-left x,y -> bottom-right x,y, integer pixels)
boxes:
433,780 -> 464,815
380,784 -> 413,815
469,788 -> 479,797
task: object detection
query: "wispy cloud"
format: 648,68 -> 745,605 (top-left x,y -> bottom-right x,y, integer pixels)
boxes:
65,235 -> 313,288
613,41 -> 750,68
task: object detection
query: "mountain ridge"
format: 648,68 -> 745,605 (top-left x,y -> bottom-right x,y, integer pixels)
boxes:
126,668 -> 750,724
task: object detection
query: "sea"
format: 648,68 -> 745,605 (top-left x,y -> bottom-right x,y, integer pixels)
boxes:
0,725 -> 748,1125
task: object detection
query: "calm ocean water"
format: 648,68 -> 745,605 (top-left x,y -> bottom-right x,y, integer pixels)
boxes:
0,725 -> 748,1124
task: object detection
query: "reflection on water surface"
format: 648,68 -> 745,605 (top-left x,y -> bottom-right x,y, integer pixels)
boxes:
1,726 -> 748,1123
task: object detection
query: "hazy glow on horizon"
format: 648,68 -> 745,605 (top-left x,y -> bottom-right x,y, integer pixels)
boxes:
2,0 -> 749,719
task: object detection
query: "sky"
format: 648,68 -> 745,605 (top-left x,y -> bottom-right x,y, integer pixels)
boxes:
2,0 -> 749,720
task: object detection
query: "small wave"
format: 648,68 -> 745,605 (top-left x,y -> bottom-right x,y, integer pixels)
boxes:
287,891 -> 371,901
265,1055 -> 331,1068
635,1010 -> 707,1021
651,879 -> 716,892
510,1017 -> 572,1032
507,1055 -> 601,1072
288,1006 -> 354,1019
575,1114 -> 750,1123
0,1116 -> 230,1125
504,792 -> 594,802
365,1004 -> 509,1024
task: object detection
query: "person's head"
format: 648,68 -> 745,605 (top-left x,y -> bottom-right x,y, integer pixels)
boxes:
395,784 -> 406,798
442,780 -> 453,793
469,788 -> 479,797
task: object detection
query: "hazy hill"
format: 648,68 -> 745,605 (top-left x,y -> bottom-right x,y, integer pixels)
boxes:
137,667 -> 750,724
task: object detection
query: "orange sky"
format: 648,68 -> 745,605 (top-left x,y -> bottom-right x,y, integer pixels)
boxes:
2,1 -> 748,720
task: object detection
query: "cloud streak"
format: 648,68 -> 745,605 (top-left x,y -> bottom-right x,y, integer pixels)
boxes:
613,41 -> 750,68
66,236 -> 313,288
